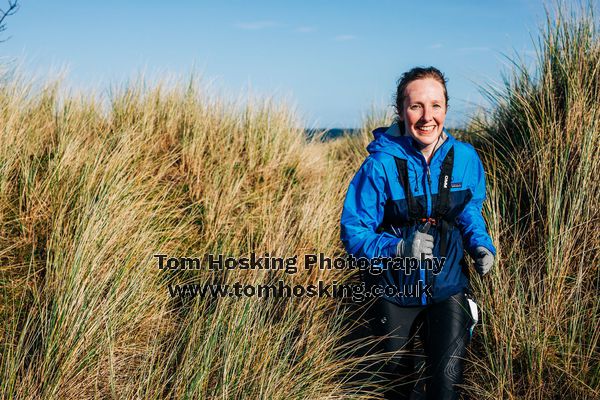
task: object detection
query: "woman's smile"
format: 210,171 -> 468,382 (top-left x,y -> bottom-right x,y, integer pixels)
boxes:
416,124 -> 436,133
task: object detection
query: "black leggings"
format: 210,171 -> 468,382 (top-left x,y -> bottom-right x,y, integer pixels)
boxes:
364,292 -> 473,400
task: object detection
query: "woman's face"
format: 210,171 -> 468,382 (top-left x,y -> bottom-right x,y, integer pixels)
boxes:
399,78 -> 447,151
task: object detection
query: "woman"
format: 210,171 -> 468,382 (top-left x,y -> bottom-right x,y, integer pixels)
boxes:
340,67 -> 496,399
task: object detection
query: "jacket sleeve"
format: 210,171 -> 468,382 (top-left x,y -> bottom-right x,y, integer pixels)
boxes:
340,156 -> 402,260
455,148 -> 497,257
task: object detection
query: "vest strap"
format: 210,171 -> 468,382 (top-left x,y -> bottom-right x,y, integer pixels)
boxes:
393,157 -> 420,224
393,146 -> 455,258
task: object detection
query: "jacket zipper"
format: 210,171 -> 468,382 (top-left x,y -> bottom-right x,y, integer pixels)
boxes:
421,141 -> 445,305
423,140 -> 449,304
426,165 -> 431,215
422,159 -> 430,305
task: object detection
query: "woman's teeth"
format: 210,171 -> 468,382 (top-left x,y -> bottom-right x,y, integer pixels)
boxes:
418,126 -> 435,132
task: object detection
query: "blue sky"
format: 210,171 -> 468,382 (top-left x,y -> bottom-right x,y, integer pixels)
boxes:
1,0 -> 550,128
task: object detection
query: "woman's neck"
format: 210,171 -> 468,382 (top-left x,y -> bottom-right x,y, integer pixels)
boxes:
418,133 -> 445,164
421,147 -> 435,164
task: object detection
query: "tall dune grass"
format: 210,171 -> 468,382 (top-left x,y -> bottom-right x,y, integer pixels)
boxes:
466,3 -> 599,399
0,2 -> 598,400
0,78 -> 367,399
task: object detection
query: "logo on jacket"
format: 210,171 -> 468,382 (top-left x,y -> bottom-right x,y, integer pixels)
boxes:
451,182 -> 462,188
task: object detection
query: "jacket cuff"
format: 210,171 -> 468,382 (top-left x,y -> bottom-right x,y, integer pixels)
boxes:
468,242 -> 497,258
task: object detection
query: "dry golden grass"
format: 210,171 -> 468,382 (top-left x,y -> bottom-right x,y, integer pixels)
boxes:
0,3 -> 598,400
464,3 -> 600,399
0,76 -> 382,399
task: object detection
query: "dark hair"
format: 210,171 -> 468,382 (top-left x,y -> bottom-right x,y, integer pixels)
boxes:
394,67 -> 449,134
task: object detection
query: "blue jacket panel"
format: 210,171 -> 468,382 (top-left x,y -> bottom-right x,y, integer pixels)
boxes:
340,125 -> 496,306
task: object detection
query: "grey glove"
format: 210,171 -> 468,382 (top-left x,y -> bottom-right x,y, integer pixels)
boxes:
396,222 -> 434,259
473,246 -> 494,275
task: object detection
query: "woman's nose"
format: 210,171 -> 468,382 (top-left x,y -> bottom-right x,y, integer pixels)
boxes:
421,106 -> 433,121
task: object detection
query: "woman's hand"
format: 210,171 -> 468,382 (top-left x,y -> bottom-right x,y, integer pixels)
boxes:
473,246 -> 494,275
397,222 -> 434,259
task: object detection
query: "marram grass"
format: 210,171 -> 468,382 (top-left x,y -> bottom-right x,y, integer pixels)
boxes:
0,3 -> 599,400
466,3 -> 599,399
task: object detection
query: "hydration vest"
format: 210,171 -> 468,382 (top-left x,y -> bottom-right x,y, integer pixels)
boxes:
393,146 -> 455,258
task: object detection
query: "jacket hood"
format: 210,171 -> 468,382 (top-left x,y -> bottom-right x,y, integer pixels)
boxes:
366,122 -> 453,159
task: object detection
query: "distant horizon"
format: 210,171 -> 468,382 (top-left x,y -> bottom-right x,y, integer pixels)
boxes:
304,123 -> 468,130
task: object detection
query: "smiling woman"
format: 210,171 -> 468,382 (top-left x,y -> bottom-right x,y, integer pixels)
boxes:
340,66 -> 496,399
395,69 -> 449,162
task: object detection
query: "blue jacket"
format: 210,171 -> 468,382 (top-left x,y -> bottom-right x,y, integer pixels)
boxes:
340,124 -> 496,306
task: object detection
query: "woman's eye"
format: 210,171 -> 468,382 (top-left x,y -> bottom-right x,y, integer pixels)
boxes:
433,104 -> 442,109
410,105 -> 421,110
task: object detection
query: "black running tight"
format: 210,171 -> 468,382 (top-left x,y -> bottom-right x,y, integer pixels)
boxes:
365,292 -> 473,400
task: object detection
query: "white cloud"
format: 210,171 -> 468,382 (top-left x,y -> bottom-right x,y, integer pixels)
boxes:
234,21 -> 280,30
429,43 -> 443,49
458,46 -> 491,52
296,26 -> 317,33
334,34 -> 356,41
